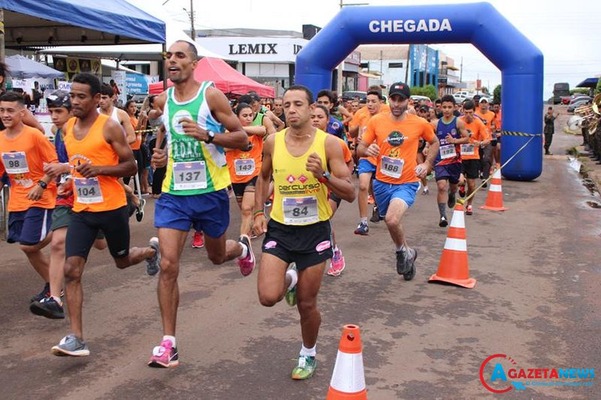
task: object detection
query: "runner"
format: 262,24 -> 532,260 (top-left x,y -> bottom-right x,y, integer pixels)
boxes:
431,94 -> 469,227
357,82 -> 439,280
225,102 -> 267,237
0,91 -> 57,303
310,104 -> 354,277
31,90 -> 107,319
148,40 -> 253,368
253,85 -> 355,380
51,73 -> 160,357
459,100 -> 490,215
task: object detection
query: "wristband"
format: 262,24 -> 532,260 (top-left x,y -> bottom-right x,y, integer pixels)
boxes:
317,171 -> 331,183
253,210 -> 265,218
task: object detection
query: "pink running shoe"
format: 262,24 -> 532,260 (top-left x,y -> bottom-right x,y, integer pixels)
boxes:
237,235 -> 255,276
191,231 -> 204,248
327,248 -> 346,276
148,339 -> 179,368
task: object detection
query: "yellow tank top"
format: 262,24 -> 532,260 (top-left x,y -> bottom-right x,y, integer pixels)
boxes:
270,129 -> 332,225
64,115 -> 127,212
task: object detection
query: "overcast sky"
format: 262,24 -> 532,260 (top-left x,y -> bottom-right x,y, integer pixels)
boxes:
129,0 -> 600,99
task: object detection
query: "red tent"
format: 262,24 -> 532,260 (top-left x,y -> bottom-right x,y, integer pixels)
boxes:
149,57 -> 275,98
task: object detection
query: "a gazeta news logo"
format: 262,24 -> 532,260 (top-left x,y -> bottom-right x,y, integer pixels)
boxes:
479,354 -> 595,393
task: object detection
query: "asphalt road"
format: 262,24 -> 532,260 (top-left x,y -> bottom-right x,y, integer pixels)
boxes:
1,117 -> 599,399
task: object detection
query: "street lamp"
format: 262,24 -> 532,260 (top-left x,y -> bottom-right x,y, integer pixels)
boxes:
162,0 -> 196,39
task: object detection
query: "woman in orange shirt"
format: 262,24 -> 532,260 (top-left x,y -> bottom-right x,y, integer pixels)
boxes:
226,102 -> 268,237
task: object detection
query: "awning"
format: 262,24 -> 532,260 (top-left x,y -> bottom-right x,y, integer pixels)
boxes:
576,77 -> 599,88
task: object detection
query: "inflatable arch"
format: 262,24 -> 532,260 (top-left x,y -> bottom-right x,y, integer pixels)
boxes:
295,2 -> 544,181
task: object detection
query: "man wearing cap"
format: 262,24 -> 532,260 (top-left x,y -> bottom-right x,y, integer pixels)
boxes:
357,82 -> 439,280
474,95 -> 496,185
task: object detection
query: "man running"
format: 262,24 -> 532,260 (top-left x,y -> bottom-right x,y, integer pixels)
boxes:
357,82 -> 439,280
0,92 -> 57,303
431,95 -> 469,227
253,85 -> 355,380
148,40 -> 253,368
51,73 -> 159,357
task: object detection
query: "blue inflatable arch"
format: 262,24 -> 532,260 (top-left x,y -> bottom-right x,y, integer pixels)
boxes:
295,2 -> 543,181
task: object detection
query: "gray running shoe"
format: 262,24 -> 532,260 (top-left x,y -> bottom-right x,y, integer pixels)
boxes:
51,334 -> 90,357
396,247 -> 417,281
146,237 -> 160,276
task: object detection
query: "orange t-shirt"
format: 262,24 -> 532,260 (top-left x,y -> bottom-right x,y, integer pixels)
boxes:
475,109 -> 495,134
493,109 -> 502,135
0,125 -> 57,211
363,113 -> 436,184
226,133 -> 263,184
129,116 -> 142,150
63,115 -> 127,213
459,116 -> 489,160
349,104 -> 390,166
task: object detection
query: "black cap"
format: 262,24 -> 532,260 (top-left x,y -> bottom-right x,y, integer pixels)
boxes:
46,90 -> 71,110
388,82 -> 411,99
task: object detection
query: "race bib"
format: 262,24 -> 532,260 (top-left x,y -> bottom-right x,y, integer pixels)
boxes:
234,158 -> 255,176
173,161 -> 207,190
460,144 -> 475,156
1,152 -> 29,174
283,196 -> 318,225
74,178 -> 103,204
380,156 -> 404,179
440,144 -> 457,160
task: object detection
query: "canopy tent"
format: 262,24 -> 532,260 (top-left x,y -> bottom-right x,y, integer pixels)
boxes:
5,55 -> 64,79
149,57 -> 275,98
0,0 -> 166,49
576,77 -> 599,88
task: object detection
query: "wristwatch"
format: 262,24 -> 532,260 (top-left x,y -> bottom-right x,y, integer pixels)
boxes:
318,171 -> 331,183
38,180 -> 48,189
205,131 -> 215,144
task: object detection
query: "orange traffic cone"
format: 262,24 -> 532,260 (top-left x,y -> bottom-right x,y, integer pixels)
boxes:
429,203 -> 476,288
326,324 -> 367,400
480,169 -> 507,211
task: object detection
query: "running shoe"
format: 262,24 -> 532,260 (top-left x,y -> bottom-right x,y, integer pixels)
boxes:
396,247 -> 417,281
327,249 -> 346,276
30,296 -> 64,319
370,206 -> 381,223
466,205 -> 473,215
148,339 -> 179,368
146,237 -> 160,276
447,191 -> 456,209
367,195 -> 375,205
481,180 -> 488,188
291,355 -> 316,380
422,186 -> 429,195
51,334 -> 90,357
285,263 -> 298,306
30,282 -> 50,303
458,185 -> 466,198
354,222 -> 369,235
135,198 -> 146,222
191,231 -> 204,248
439,215 -> 448,228
237,235 -> 255,276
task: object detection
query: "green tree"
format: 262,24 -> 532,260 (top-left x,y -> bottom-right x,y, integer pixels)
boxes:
493,84 -> 502,104
410,85 -> 437,100
595,78 -> 601,95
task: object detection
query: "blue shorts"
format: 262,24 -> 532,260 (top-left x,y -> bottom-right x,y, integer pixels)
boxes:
154,190 -> 230,238
7,207 -> 53,245
434,163 -> 462,184
372,180 -> 419,217
357,159 -> 376,175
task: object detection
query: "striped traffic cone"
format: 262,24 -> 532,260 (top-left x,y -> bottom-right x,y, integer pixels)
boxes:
480,168 -> 508,211
429,203 -> 476,289
326,324 -> 367,400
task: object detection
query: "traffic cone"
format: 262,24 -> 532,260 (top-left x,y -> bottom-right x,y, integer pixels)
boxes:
326,324 -> 367,400
429,203 -> 476,289
480,169 -> 507,211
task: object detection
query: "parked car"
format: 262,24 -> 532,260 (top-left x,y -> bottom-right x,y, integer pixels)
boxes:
410,95 -> 433,107
567,98 -> 591,113
127,93 -> 148,109
567,95 -> 591,106
342,90 -> 367,102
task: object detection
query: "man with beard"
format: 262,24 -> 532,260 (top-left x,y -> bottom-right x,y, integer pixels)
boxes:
357,82 -> 439,281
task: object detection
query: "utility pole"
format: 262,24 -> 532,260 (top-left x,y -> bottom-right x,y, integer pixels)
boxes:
459,56 -> 463,83
336,0 -> 344,94
189,0 -> 195,40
